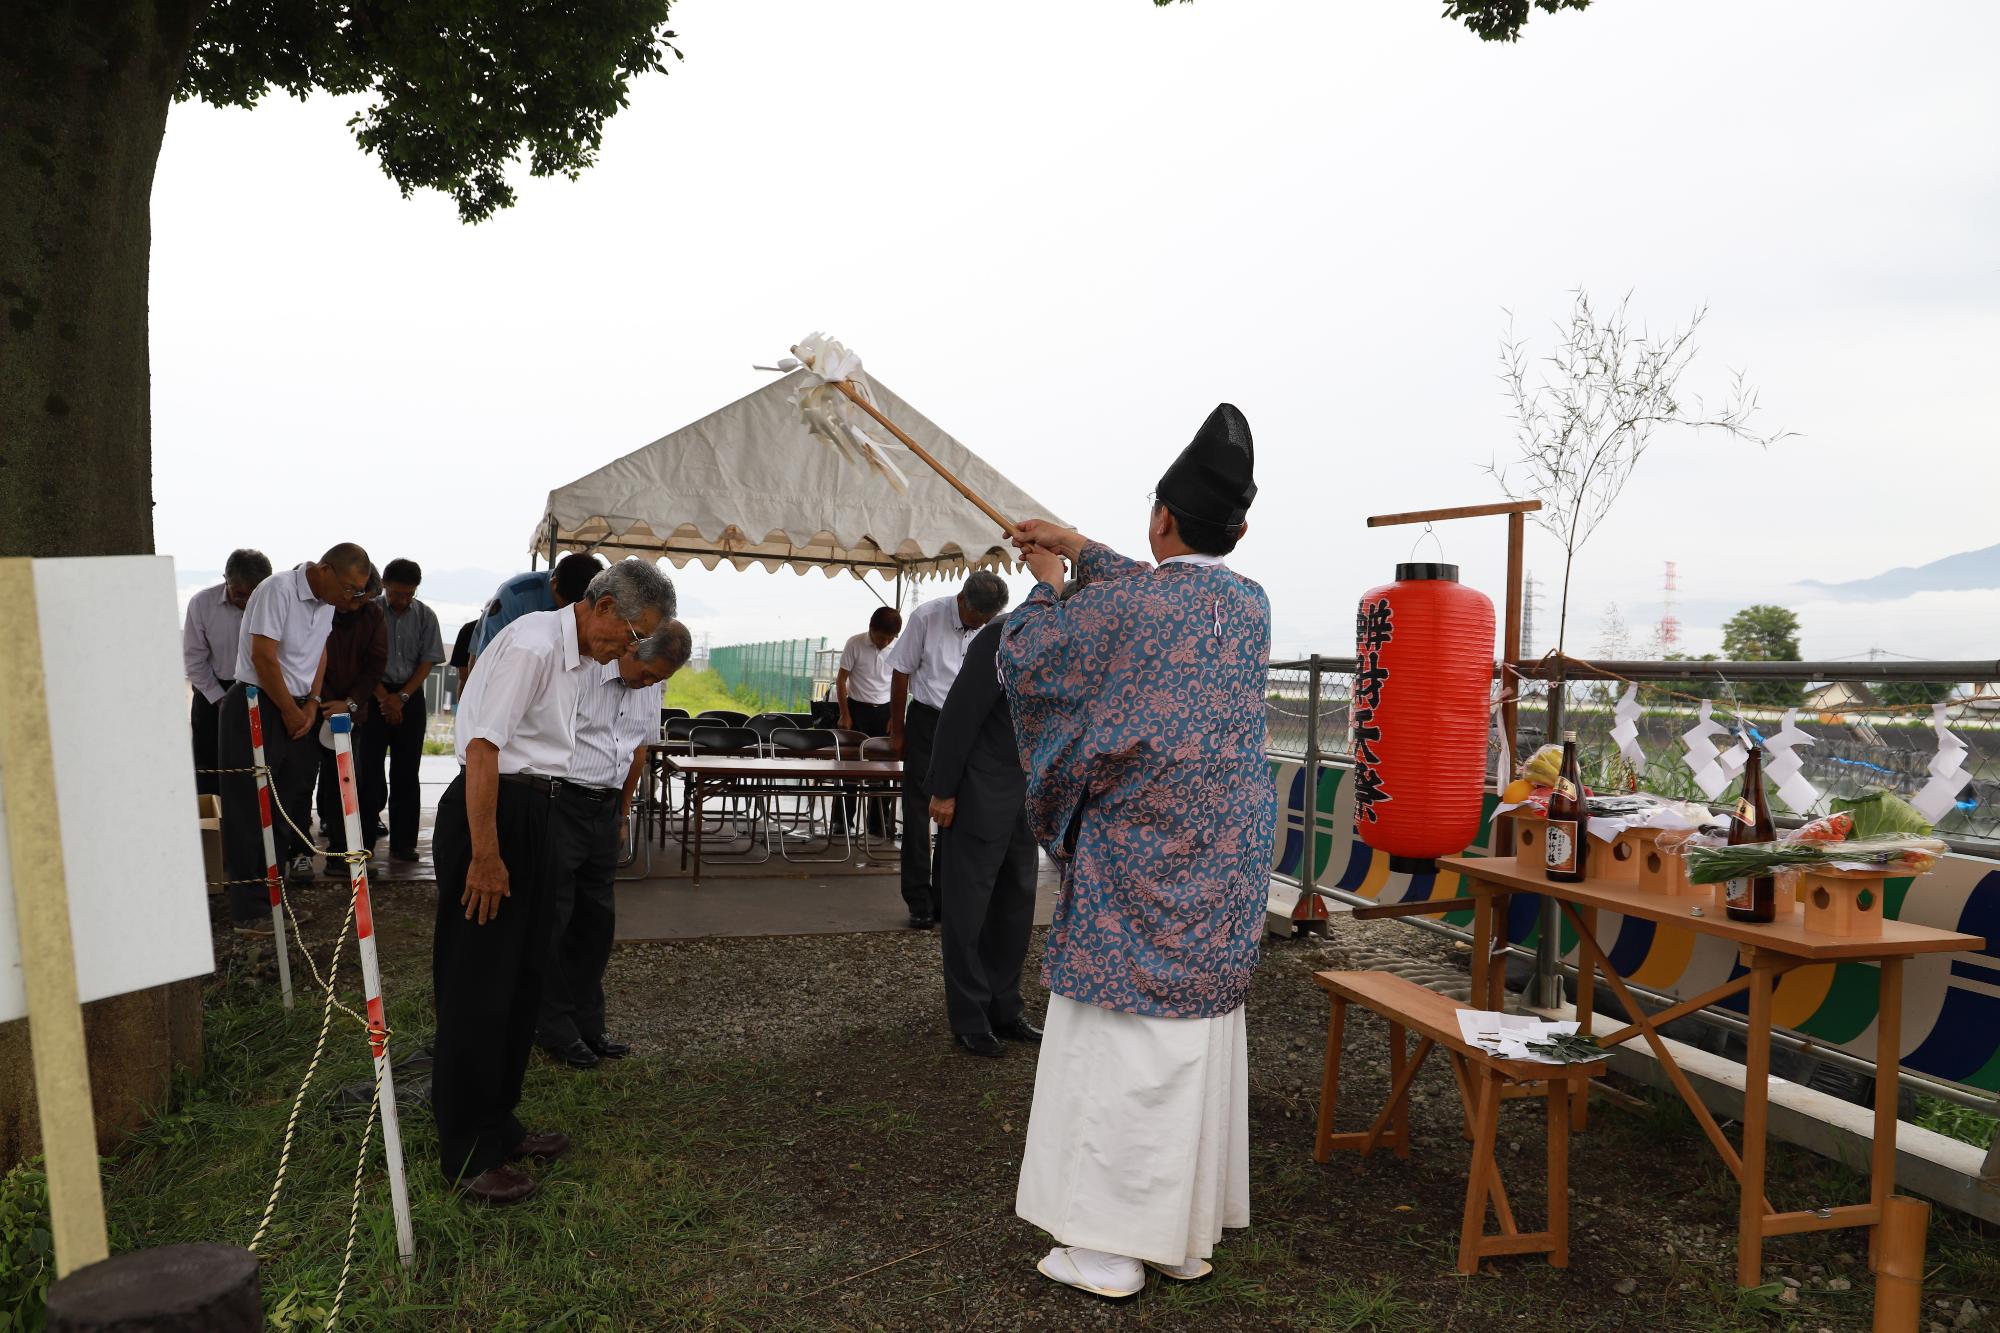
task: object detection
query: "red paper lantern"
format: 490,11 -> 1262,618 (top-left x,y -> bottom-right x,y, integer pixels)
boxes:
1352,562 -> 1496,858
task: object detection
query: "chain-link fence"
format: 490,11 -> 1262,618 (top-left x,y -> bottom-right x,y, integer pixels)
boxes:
1265,658 -> 1351,760
1268,656 -> 2000,851
708,637 -> 830,713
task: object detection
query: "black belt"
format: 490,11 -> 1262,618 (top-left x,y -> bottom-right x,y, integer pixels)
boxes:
237,681 -> 309,707
499,772 -> 617,802
908,701 -> 941,718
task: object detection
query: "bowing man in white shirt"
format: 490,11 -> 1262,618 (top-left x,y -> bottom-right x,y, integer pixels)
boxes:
216,544 -> 372,931
885,572 -> 1009,929
538,619 -> 693,1070
832,605 -> 902,837
431,559 -> 677,1206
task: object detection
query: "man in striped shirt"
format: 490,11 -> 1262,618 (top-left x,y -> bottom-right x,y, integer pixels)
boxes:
537,618 -> 694,1070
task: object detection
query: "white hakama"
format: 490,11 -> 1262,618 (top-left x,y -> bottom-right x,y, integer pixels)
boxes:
1014,992 -> 1250,1266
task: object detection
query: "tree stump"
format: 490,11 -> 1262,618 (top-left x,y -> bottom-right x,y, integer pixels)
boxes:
46,1243 -> 259,1332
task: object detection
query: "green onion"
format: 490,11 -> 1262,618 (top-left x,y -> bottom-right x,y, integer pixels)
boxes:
1683,843 -> 1827,884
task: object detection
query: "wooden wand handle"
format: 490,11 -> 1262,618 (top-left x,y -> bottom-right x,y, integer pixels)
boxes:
833,380 -> 1020,539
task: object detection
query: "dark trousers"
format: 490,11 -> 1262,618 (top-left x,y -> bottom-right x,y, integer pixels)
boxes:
359,692 -> 427,852
834,699 -> 893,834
537,789 -> 620,1050
218,683 -> 316,923
190,680 -> 233,797
899,703 -> 941,917
938,813 -> 1038,1035
431,774 -> 556,1182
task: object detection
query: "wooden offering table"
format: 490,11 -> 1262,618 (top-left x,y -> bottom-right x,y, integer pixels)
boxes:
1438,854 -> 1983,1289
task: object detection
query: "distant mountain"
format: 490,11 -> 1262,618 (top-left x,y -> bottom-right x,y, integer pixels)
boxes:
1798,543 -> 2000,601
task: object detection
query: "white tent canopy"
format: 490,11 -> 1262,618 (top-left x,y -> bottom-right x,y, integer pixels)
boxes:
532,371 -> 1061,582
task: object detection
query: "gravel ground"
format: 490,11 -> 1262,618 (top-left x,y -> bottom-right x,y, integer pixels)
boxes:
213,879 -> 1998,1332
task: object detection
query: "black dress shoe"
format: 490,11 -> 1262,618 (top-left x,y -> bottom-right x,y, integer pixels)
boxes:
543,1039 -> 600,1070
994,1016 -> 1044,1043
583,1033 -> 631,1060
954,1031 -> 1005,1058
458,1163 -> 537,1206
907,913 -> 936,930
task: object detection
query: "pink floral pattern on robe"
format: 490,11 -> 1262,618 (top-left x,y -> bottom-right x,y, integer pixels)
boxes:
1000,542 -> 1276,1019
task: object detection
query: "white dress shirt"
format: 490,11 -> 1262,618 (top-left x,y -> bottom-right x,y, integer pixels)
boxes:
884,594 -> 982,711
183,583 -> 245,703
454,607 -> 595,776
838,632 -> 893,706
566,662 -> 665,789
234,564 -> 336,696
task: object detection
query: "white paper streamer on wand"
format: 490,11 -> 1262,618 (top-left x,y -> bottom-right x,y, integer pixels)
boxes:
1761,708 -> 1821,814
1609,684 -> 1645,771
1680,699 -> 1733,800
772,332 -> 912,491
1910,702 -> 1972,825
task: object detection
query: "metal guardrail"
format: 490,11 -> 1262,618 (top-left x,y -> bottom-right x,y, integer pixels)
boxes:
1268,655 -> 2000,848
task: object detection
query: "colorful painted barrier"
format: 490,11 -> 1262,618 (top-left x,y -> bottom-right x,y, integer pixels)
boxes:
1270,758 -> 2000,1095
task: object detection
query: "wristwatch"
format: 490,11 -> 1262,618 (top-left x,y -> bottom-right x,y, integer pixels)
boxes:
344,700 -> 359,715
398,690 -> 411,702
307,693 -> 322,705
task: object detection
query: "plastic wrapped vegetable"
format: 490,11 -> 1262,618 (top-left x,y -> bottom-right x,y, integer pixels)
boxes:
1783,812 -> 1854,844
1685,833 -> 1947,885
1830,789 -> 1934,839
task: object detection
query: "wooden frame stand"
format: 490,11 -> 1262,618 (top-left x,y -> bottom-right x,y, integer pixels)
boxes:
1311,970 -> 1604,1275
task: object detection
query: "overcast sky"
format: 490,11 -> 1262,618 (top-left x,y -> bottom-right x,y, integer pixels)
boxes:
150,0 -> 1999,663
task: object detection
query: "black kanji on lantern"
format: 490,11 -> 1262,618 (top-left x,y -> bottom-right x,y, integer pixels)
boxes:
1352,715 -> 1384,767
1357,597 -> 1394,655
1350,762 -> 1390,824
1353,657 -> 1389,712
1352,594 -> 1395,826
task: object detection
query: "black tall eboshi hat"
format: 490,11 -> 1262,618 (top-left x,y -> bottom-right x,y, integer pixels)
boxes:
1155,403 -> 1256,527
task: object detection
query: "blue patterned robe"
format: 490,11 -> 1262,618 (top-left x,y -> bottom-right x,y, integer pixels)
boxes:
1000,542 -> 1277,1020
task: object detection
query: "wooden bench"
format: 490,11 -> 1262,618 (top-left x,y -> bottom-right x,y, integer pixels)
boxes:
1312,969 -> 1607,1275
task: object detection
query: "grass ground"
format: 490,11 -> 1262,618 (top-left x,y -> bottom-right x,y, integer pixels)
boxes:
48,886 -> 2000,1331
664,668 -> 791,717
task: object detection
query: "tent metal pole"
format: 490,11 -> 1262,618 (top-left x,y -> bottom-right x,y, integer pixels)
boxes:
545,518 -> 558,568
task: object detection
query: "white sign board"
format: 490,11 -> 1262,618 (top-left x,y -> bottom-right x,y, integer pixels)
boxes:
0,557 -> 217,1021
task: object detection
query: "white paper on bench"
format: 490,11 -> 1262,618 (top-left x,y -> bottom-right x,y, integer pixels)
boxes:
1455,1009 -> 1583,1065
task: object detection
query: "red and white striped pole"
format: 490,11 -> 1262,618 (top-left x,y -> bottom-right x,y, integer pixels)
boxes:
245,685 -> 295,1009
329,712 -> 415,1266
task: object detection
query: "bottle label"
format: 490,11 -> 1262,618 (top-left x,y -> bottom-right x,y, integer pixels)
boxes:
1725,877 -> 1752,908
1545,821 -> 1579,874
1734,798 -> 1756,826
1552,778 -> 1578,799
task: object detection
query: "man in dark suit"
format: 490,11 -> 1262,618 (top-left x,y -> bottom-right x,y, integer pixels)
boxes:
928,615 -> 1042,1058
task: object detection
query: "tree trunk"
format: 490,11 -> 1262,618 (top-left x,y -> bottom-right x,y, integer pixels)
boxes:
0,0 -> 207,1169
1,0 -> 203,558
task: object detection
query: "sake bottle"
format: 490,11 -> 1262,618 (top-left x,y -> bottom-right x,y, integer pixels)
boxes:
1724,746 -> 1778,923
1544,732 -> 1587,883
